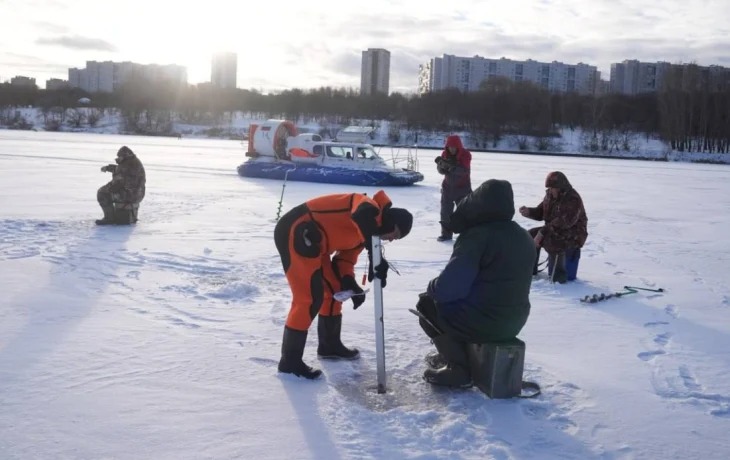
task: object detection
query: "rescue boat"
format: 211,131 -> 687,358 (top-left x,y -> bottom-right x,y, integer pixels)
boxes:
236,120 -> 424,186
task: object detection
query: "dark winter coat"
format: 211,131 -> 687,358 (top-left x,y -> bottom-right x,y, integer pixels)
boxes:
108,151 -> 146,205
437,135 -> 472,199
426,179 -> 535,343
524,171 -> 588,254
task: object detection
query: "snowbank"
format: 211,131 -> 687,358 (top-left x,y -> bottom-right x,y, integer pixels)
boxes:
2,107 -> 729,165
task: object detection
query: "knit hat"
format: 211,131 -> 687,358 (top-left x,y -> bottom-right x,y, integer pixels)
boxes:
545,171 -> 571,189
380,207 -> 413,238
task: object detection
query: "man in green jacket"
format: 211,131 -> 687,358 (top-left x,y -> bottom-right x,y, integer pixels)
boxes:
416,179 -> 535,388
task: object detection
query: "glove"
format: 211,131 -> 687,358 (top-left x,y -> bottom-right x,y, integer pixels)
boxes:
374,260 -> 388,288
340,275 -> 365,309
368,257 -> 389,288
436,157 -> 455,173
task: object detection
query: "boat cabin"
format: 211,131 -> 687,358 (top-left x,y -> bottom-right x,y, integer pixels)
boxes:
247,119 -> 389,169
287,140 -> 387,169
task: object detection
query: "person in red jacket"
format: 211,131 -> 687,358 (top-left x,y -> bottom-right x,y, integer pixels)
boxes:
274,190 -> 413,379
435,135 -> 472,241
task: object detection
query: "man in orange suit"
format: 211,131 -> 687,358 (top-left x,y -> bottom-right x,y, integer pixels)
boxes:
274,190 -> 413,379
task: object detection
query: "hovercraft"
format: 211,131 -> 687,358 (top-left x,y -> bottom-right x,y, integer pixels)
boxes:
236,120 -> 424,187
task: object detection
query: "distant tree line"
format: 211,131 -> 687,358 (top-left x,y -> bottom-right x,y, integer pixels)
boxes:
1,62 -> 729,154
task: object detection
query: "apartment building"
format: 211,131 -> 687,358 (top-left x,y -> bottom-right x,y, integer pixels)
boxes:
609,59 -> 730,94
609,60 -> 673,94
418,54 -> 598,95
68,60 -> 188,93
211,52 -> 238,89
10,76 -> 37,88
45,78 -> 70,90
360,48 -> 391,95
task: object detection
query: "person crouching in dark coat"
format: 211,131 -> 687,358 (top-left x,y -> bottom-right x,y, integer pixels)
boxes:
519,171 -> 588,283
96,146 -> 146,225
415,179 -> 535,388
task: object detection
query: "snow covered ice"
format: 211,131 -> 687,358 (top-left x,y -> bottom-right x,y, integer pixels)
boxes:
1,130 -> 730,459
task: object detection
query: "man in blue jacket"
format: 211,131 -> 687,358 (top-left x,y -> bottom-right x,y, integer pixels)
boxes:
415,179 -> 536,387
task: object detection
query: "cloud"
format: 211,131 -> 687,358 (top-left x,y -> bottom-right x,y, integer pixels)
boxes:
331,51 -> 361,76
35,35 -> 117,52
319,26 -> 566,92
5,0 -> 730,92
33,21 -> 70,34
0,52 -> 70,76
273,0 -> 730,92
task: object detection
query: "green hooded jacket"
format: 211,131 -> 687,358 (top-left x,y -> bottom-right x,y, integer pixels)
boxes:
427,179 -> 535,342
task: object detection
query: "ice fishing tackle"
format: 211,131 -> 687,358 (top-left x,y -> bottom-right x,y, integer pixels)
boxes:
580,285 -> 665,303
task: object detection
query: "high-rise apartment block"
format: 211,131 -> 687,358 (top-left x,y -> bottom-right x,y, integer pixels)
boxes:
418,54 -> 598,95
68,61 -> 188,93
10,76 -> 37,88
46,78 -> 70,90
608,60 -> 730,94
360,48 -> 390,95
609,60 -> 674,94
211,52 -> 238,89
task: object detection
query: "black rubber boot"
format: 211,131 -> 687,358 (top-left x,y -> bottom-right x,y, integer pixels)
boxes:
436,221 -> 452,241
423,334 -> 472,388
550,252 -> 568,284
278,326 -> 322,379
95,205 -> 116,225
317,315 -> 360,360
437,224 -> 453,242
533,247 -> 542,275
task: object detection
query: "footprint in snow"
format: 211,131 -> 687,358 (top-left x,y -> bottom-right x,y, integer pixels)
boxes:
249,357 -> 278,367
653,332 -> 673,346
637,350 -> 665,361
664,304 -> 679,318
639,278 -> 657,288
678,365 -> 702,392
644,321 -> 669,328
710,407 -> 730,419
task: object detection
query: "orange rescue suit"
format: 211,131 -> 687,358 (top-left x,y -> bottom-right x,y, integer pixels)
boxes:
273,190 -> 393,331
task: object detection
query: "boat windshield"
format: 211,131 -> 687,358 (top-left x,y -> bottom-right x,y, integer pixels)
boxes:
355,147 -> 380,160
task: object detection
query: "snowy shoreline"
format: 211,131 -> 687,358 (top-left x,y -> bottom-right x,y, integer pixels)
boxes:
5,127 -> 728,166
3,106 -> 730,165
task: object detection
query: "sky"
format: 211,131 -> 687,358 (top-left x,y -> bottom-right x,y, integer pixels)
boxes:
1,0 -> 730,93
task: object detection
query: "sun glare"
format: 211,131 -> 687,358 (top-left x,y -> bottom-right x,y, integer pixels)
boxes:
109,2 -> 306,85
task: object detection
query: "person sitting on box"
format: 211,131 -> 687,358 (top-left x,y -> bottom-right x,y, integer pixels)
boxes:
96,146 -> 146,225
414,179 -> 535,388
519,171 -> 588,283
